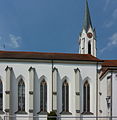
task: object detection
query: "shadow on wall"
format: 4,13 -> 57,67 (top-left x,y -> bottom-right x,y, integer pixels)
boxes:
0,116 -> 3,120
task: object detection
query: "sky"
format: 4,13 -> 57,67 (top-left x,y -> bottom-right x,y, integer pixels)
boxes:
0,0 -> 117,60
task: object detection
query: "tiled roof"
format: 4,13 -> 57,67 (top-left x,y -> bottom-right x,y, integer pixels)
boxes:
0,51 -> 102,62
102,60 -> 117,67
100,67 -> 117,79
100,60 -> 117,78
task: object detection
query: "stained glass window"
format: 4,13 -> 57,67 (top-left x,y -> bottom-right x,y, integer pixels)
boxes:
40,79 -> 47,112
18,79 -> 25,111
62,80 -> 69,112
83,81 -> 90,112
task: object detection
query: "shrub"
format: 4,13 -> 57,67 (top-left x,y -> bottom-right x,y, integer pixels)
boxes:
48,111 -> 57,120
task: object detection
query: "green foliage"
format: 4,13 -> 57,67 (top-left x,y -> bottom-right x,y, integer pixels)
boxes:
48,111 -> 57,120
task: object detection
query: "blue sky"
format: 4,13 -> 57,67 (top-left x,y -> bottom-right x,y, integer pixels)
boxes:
0,0 -> 117,60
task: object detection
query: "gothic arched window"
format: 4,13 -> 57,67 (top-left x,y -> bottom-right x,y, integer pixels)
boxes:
40,79 -> 47,112
83,81 -> 90,112
88,41 -> 91,54
18,79 -> 25,111
0,80 -> 3,111
62,80 -> 69,112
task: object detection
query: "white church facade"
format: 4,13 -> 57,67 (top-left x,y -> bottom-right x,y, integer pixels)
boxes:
0,0 -> 117,120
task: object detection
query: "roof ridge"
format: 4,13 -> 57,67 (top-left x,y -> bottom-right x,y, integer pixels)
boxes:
0,51 -> 102,62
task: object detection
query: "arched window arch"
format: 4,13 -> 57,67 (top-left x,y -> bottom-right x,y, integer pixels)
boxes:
83,81 -> 90,112
62,80 -> 69,112
0,80 -> 3,111
40,79 -> 47,112
18,79 -> 25,111
88,41 -> 91,54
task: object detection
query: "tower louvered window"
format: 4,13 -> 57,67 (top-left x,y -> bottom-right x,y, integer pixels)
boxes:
88,41 -> 91,54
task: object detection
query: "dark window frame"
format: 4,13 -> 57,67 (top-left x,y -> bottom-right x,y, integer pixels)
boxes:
40,79 -> 47,112
83,81 -> 90,112
18,79 -> 25,112
62,80 -> 69,112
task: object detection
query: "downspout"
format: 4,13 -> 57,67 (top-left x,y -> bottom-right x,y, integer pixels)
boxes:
52,60 -> 54,111
111,71 -> 113,120
96,62 -> 98,120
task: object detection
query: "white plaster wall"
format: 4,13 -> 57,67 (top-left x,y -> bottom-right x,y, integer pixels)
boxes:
112,72 -> 117,120
54,62 -> 98,120
0,60 -> 98,120
99,72 -> 111,119
80,29 -> 87,54
0,61 -> 52,119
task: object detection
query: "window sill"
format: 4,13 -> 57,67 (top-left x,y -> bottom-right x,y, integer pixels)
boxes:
60,111 -> 72,115
81,112 -> 93,115
0,110 -> 5,114
37,111 -> 48,115
15,111 -> 28,114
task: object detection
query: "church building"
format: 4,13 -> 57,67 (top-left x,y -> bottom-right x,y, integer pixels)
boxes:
0,0 -> 117,120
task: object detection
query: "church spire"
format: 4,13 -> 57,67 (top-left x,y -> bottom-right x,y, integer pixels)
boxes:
83,0 -> 93,32
79,0 -> 96,57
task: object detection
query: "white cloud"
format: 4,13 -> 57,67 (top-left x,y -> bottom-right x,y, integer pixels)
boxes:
105,21 -> 114,28
0,36 -> 5,50
104,0 -> 110,11
112,8 -> 117,19
100,33 -> 117,53
109,33 -> 117,45
7,34 -> 22,48
0,34 -> 22,49
105,8 -> 117,28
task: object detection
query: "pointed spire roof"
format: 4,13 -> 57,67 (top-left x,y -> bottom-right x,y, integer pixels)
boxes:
83,0 -> 93,32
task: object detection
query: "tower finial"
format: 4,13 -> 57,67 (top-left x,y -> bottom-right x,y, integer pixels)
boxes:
83,0 -> 93,32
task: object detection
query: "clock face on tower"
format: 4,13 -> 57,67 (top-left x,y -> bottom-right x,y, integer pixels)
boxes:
87,32 -> 93,38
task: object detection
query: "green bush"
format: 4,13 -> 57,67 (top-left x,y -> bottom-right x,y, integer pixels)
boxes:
48,111 -> 57,120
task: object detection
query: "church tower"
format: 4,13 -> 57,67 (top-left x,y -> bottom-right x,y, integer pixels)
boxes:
79,0 -> 96,57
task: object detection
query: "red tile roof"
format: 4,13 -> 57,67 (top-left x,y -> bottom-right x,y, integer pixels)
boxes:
102,60 -> 117,67
100,67 -> 117,79
0,51 -> 102,62
100,60 -> 117,78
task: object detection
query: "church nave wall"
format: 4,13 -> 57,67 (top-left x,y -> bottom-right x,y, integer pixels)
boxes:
0,60 -> 99,120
